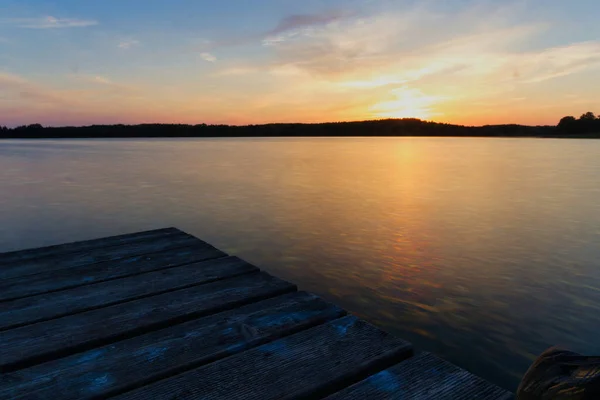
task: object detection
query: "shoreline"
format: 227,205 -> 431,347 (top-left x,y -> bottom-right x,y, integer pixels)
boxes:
2,119 -> 598,139
2,135 -> 599,139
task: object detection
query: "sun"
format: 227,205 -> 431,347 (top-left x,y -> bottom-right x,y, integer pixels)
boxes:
373,105 -> 432,120
369,88 -> 441,120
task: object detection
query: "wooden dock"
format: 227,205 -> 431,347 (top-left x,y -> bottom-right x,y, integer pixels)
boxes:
0,228 -> 514,399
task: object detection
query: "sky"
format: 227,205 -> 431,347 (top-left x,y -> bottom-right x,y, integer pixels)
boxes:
0,0 -> 599,127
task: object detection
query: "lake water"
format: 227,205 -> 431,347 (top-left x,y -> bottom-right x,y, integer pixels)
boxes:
1,137 -> 600,391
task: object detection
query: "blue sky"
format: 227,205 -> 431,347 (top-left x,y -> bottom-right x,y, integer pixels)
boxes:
1,0 -> 599,127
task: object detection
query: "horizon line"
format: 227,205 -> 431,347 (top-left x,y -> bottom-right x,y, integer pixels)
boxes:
2,117 -> 560,130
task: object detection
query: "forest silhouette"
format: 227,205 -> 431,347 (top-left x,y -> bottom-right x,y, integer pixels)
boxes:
1,112 -> 599,138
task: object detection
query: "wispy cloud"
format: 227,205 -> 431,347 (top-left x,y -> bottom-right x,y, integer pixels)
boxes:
261,8 -> 437,78
92,76 -> 112,85
208,1 -> 600,123
518,41 -> 600,83
2,1 -> 599,127
262,10 -> 350,47
0,71 -> 67,105
200,52 -> 217,62
118,39 -> 140,49
214,66 -> 259,76
339,76 -> 407,89
75,74 -> 116,86
3,16 -> 97,29
0,72 -> 141,106
70,74 -> 141,96
0,71 -> 151,126
201,10 -> 351,49
257,4 -> 600,89
268,11 -> 349,36
0,71 -> 28,87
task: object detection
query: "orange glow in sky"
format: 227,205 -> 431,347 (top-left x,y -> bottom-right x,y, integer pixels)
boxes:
0,1 -> 599,127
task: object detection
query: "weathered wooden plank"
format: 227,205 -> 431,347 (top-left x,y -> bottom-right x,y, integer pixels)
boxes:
0,244 -> 226,303
0,228 -> 181,265
324,352 -> 514,400
115,315 -> 414,400
0,292 -> 345,400
0,232 -> 206,280
0,271 -> 295,372
0,256 -> 256,331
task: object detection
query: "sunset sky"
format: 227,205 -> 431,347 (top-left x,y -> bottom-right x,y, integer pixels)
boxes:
1,0 -> 599,127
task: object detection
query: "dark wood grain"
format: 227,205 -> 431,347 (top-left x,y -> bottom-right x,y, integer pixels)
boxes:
0,256 -> 257,331
324,352 -> 514,400
0,271 -> 296,372
0,233 -> 207,280
0,292 -> 345,400
0,228 -> 181,265
0,244 -> 226,303
0,229 -> 513,400
115,315 -> 414,400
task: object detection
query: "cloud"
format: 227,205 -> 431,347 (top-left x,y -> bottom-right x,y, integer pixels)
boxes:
0,71 -> 154,126
340,76 -> 408,89
0,71 -> 141,111
3,16 -> 97,29
269,11 -> 348,36
3,1 -> 599,127
262,33 -> 295,47
0,72 -> 28,87
77,75 -> 117,86
195,10 -> 350,50
209,1 -> 600,123
67,74 -> 111,85
214,67 -> 259,76
403,34 -> 600,89
0,71 -> 67,105
191,12 -> 348,50
92,76 -> 112,85
262,10 -> 349,46
256,2 -> 600,92
118,39 -> 140,49
518,41 -> 600,83
70,74 -> 141,96
200,52 -> 217,62
260,7 -> 439,78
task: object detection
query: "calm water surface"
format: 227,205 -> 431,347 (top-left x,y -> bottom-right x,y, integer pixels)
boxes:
1,137 -> 600,390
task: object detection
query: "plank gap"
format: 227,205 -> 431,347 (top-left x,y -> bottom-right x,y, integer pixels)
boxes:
0,228 -> 181,264
0,245 -> 227,302
1,273 -> 297,372
0,259 -> 253,331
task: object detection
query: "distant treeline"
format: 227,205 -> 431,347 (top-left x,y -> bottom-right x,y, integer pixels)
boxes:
557,112 -> 600,135
1,113 -> 599,139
